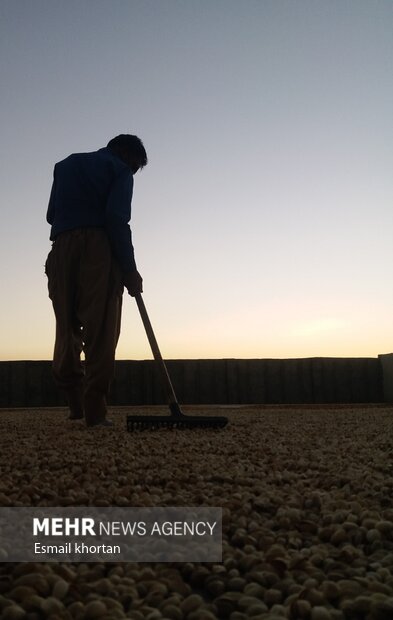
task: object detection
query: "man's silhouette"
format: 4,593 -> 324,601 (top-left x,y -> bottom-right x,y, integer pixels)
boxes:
45,134 -> 147,426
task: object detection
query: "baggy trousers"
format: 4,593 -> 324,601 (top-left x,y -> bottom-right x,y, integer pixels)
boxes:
45,228 -> 123,424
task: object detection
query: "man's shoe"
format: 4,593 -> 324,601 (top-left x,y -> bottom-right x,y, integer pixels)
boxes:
69,412 -> 84,420
84,392 -> 112,427
65,387 -> 84,421
86,419 -> 114,428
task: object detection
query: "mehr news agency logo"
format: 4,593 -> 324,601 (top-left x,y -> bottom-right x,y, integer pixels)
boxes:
33,516 -> 218,555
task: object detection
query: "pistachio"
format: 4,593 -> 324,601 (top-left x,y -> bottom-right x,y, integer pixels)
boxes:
52,578 -> 69,600
311,607 -> 332,620
40,596 -> 65,615
159,604 -> 183,620
84,600 -> 107,618
180,594 -> 204,615
1,407 -> 393,620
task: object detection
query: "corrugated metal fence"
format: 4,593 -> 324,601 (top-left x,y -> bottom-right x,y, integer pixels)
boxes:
0,357 -> 386,408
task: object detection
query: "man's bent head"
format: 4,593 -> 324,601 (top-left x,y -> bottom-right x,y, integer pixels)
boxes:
107,134 -> 148,174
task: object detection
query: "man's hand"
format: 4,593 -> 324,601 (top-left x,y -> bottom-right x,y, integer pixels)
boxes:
123,270 -> 143,297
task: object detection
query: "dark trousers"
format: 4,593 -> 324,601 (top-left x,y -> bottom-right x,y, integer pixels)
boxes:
45,228 -> 123,423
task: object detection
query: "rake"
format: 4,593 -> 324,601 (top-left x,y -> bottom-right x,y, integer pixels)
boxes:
126,293 -> 228,431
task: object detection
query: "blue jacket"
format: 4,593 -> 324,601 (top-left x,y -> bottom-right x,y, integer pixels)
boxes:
47,147 -> 137,272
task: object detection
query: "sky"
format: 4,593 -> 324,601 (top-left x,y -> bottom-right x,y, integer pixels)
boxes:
0,0 -> 392,361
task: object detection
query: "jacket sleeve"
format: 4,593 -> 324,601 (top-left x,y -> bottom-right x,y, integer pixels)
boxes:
46,165 -> 57,224
105,168 -> 137,272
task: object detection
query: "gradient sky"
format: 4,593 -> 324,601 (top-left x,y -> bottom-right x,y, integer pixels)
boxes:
1,0 -> 392,361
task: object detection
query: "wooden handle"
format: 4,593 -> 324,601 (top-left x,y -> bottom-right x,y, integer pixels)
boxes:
135,293 -> 180,410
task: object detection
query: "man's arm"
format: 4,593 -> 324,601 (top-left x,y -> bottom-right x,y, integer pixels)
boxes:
105,168 -> 143,296
46,166 -> 57,224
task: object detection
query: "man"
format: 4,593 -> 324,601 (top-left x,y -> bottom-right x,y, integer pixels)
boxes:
45,134 -> 147,427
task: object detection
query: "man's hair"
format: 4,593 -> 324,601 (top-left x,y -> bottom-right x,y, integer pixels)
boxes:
107,134 -> 148,169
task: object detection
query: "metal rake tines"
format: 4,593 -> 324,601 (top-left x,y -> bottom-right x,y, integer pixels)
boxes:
126,415 -> 228,431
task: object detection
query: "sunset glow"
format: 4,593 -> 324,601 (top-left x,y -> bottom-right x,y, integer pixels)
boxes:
1,1 -> 392,361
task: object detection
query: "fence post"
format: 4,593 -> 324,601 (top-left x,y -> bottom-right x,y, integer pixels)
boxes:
378,353 -> 393,403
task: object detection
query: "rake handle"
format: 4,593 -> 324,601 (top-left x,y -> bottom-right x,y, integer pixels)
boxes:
134,293 -> 183,417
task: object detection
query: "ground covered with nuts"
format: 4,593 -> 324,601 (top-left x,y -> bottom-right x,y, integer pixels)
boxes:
1,405 -> 393,620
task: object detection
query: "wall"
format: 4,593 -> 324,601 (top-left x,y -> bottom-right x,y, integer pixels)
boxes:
379,354 -> 393,403
0,357 -> 386,408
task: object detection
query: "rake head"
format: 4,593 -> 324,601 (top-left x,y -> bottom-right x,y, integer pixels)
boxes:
131,295 -> 229,432
127,414 -> 228,432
